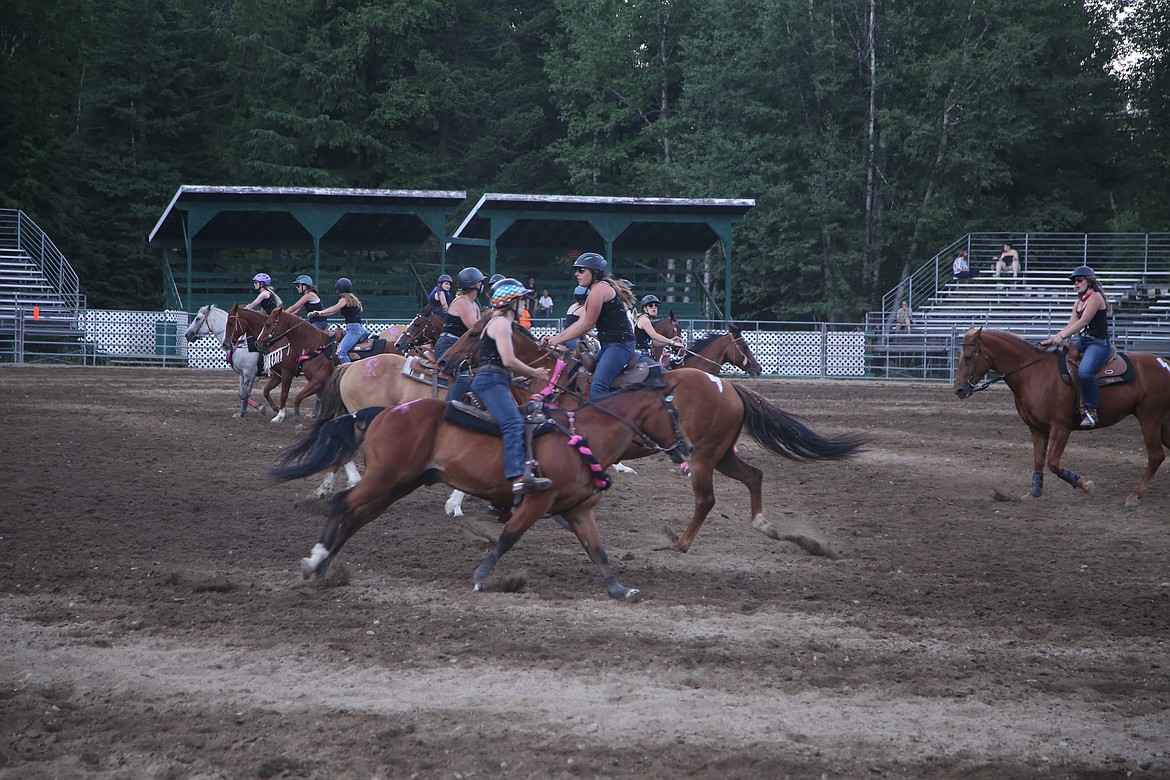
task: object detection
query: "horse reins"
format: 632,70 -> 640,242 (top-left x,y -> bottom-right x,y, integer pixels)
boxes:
961,337 -> 1055,394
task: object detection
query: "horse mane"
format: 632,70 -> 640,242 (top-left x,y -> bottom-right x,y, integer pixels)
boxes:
690,332 -> 724,353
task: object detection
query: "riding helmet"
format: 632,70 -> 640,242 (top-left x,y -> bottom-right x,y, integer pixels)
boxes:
489,277 -> 530,309
573,252 -> 607,279
618,278 -> 634,290
639,294 -> 661,310
293,274 -> 313,287
437,273 -> 453,284
573,285 -> 589,302
489,273 -> 506,286
457,267 -> 486,291
335,277 -> 353,293
252,273 -> 272,285
1068,265 -> 1096,281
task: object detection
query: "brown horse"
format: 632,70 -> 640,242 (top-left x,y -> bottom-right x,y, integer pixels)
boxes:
272,380 -> 692,599
393,303 -> 446,353
680,324 -> 763,377
651,310 -> 680,363
954,327 -> 1170,506
224,304 -> 291,414
440,321 -> 867,553
258,307 -> 339,424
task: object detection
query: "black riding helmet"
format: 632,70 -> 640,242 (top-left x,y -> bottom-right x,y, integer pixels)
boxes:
639,294 -> 661,310
489,273 -> 506,286
457,267 -> 486,291
335,277 -> 353,293
573,252 -> 607,279
1068,265 -> 1096,281
573,285 -> 589,302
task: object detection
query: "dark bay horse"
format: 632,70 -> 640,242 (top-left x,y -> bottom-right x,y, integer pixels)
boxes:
258,307 -> 339,424
681,324 -> 763,377
394,303 -> 446,353
272,381 -> 691,599
954,327 -> 1170,506
440,322 -> 867,553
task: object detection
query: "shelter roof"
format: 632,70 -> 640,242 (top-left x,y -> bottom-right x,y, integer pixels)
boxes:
449,193 -> 755,258
148,185 -> 467,250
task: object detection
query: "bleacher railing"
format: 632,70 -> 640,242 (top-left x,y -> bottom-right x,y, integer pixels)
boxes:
0,209 -> 86,317
882,232 -> 1170,324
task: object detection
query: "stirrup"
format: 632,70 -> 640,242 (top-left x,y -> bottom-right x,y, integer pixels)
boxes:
1078,408 -> 1098,429
512,476 -> 552,496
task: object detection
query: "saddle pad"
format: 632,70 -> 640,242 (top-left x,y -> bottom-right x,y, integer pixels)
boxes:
1057,350 -> 1134,387
352,337 -> 385,355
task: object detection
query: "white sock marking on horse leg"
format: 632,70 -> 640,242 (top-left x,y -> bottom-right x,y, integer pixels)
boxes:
271,408 -> 286,424
445,490 -> 466,517
613,461 -> 637,474
313,472 -> 336,499
344,460 -> 361,487
300,543 -> 329,576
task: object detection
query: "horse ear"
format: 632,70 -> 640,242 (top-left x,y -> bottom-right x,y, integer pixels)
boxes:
669,310 -> 677,322
729,322 -> 741,336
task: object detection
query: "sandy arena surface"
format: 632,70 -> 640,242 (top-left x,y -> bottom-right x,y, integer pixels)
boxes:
1,366 -> 1167,779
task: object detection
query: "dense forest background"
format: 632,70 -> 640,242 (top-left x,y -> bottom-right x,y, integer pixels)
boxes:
2,0 -> 1168,318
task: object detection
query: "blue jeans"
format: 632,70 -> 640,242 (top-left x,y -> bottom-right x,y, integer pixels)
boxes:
338,323 -> 367,363
1076,335 -> 1110,409
433,332 -> 458,363
591,340 -> 636,399
311,320 -> 328,332
433,333 -> 471,402
471,367 -> 525,480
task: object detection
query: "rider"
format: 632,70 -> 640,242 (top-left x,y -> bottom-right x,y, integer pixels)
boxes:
546,253 -> 636,398
309,278 -> 365,363
434,267 -> 486,402
244,273 -> 283,315
634,294 -> 684,359
285,274 -> 325,330
429,274 -> 454,312
562,285 -> 590,351
1040,265 -> 1111,429
471,277 -> 552,497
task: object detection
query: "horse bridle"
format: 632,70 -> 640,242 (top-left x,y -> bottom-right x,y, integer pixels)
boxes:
259,315 -> 312,351
959,336 -> 1053,394
397,312 -> 439,350
682,332 -> 753,372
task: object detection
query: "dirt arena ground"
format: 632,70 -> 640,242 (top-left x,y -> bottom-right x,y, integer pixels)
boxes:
1,366 -> 1167,779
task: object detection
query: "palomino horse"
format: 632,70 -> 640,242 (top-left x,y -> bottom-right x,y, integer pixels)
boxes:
393,303 -> 446,353
184,304 -> 265,418
439,322 -> 867,552
272,380 -> 691,599
954,327 -> 1170,506
257,307 -> 340,424
680,324 -> 763,377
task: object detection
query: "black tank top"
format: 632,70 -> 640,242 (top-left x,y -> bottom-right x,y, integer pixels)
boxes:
635,315 -> 653,351
341,302 -> 362,324
1079,296 -> 1109,339
442,310 -> 469,337
259,293 -> 277,316
303,298 -> 323,317
564,313 -> 580,329
478,327 -> 506,370
595,293 -> 634,344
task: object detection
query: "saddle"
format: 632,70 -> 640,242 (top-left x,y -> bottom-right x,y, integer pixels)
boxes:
347,336 -> 391,359
442,400 -> 556,439
399,355 -> 449,389
574,347 -> 660,397
1056,346 -> 1134,388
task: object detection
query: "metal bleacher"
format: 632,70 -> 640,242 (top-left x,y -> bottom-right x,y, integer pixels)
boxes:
0,209 -> 91,363
874,233 -> 1170,352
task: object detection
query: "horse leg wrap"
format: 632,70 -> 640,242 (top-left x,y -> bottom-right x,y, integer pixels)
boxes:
1029,472 -> 1044,498
1058,468 -> 1080,488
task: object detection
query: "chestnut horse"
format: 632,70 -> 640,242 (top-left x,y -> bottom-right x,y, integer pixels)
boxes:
439,322 -> 867,553
954,327 -> 1170,506
258,307 -> 340,424
393,303 -> 446,353
223,305 -> 289,415
272,380 -> 691,599
680,324 -> 763,377
651,310 -> 680,363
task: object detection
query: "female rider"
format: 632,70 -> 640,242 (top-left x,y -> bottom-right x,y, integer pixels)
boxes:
433,267 -> 485,403
284,274 -> 325,330
1040,265 -> 1111,429
546,253 -> 636,398
244,273 -> 283,315
429,274 -> 454,312
309,278 -> 365,364
471,277 -> 552,497
633,294 -> 684,360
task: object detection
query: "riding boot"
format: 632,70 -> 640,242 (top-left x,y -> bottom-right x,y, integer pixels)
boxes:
513,407 -> 551,496
1078,406 -> 1098,430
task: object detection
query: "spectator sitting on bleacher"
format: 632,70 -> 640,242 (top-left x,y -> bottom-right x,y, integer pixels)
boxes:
994,243 -> 1021,280
952,249 -> 979,279
893,299 -> 912,333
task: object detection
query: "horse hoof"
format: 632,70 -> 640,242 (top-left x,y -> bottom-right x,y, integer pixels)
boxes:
232,412 -> 244,419
299,558 -> 316,579
472,582 -> 484,592
613,462 -> 637,474
1081,480 -> 1098,497
618,587 -> 642,601
1124,496 -> 1141,508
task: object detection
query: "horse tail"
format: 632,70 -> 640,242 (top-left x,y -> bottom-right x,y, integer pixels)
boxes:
270,406 -> 385,481
732,384 -> 868,461
317,362 -> 350,421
